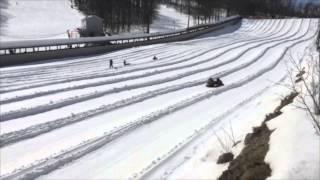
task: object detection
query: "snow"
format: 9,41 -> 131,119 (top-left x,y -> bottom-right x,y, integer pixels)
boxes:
166,84 -> 282,179
0,0 -> 84,41
150,4 -> 195,33
0,1 -> 224,42
149,23 -> 318,179
266,104 -> 320,179
265,44 -> 320,180
0,3 -> 319,179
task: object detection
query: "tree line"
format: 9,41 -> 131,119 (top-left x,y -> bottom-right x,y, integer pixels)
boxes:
72,0 -> 320,34
73,0 -> 158,34
161,0 -> 320,18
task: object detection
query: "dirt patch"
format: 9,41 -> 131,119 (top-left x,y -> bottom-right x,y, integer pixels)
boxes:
274,92 -> 299,113
264,110 -> 282,122
218,92 -> 299,180
265,91 -> 298,122
217,152 -> 234,164
218,123 -> 272,180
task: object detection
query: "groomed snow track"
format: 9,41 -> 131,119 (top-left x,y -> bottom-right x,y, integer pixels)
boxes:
0,18 -> 318,180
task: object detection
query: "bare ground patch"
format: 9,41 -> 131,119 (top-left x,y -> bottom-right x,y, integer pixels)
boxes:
217,91 -> 298,180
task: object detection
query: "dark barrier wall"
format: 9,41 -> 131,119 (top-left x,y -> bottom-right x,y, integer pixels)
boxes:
0,17 -> 241,67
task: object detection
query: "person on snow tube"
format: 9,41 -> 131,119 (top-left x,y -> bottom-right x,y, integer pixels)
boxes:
206,77 -> 224,88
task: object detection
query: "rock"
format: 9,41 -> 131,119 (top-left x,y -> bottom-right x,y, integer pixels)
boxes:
217,152 -> 234,164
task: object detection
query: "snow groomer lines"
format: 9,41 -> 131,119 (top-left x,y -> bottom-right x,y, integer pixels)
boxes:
0,18 -> 318,180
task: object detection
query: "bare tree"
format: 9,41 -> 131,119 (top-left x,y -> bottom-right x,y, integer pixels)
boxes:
285,49 -> 320,134
213,120 -> 240,154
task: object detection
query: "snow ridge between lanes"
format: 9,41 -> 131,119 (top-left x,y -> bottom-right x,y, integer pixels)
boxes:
0,20 -> 286,104
0,19 -> 307,146
0,20 -> 316,179
0,19 -> 281,93
0,20 -> 296,121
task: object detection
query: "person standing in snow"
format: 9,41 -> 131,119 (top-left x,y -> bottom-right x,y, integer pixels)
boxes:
109,59 -> 113,69
123,60 -> 130,66
216,78 -> 224,86
153,56 -> 158,60
67,30 -> 71,39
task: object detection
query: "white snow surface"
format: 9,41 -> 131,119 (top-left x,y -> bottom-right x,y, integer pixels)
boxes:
150,4 -> 200,33
0,15 -> 319,180
266,101 -> 320,180
0,0 -> 84,41
0,1 -> 199,42
265,44 -> 320,180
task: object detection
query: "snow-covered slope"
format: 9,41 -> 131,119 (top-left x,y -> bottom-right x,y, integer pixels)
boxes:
0,1 -> 196,42
150,4 -> 204,33
0,18 -> 318,179
0,0 -> 84,41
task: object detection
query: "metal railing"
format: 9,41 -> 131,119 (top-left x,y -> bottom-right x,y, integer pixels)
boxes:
0,16 -> 241,56
0,16 -> 242,67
